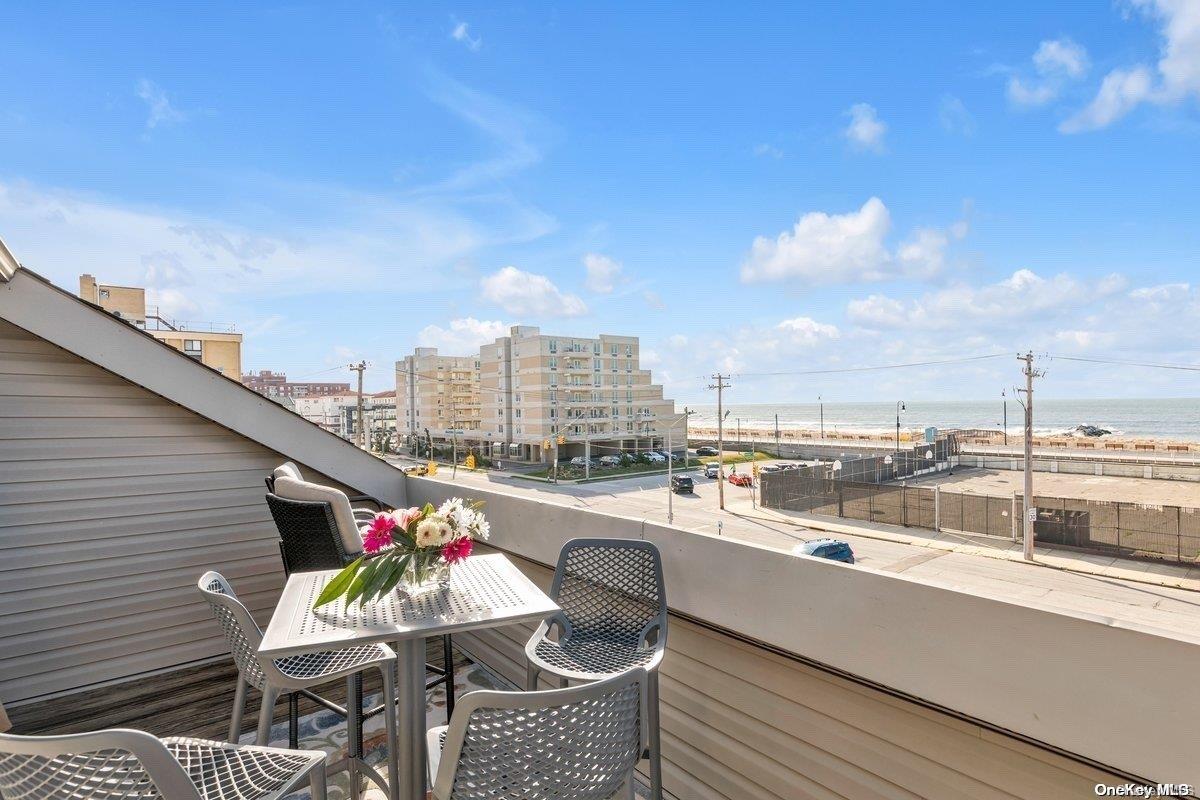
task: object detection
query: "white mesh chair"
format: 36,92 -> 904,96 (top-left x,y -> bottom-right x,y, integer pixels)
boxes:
426,668 -> 647,800
525,539 -> 668,799
0,728 -> 327,800
197,571 -> 399,794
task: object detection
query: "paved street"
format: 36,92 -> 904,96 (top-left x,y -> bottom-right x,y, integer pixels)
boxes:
391,457 -> 1200,642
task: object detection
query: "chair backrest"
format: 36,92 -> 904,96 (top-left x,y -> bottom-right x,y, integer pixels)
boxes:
0,728 -> 200,800
551,539 -> 667,650
434,668 -> 647,800
196,571 -> 278,691
266,493 -> 359,575
264,461 -> 302,493
271,476 -> 363,555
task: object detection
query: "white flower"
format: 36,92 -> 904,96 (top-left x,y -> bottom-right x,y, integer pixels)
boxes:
415,515 -> 454,547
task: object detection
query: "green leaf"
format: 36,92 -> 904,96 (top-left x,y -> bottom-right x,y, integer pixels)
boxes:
345,557 -> 383,607
362,554 -> 399,603
313,556 -> 364,608
422,502 -> 435,516
373,554 -> 410,602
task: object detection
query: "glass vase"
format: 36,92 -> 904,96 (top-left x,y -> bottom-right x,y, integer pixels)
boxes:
404,550 -> 451,591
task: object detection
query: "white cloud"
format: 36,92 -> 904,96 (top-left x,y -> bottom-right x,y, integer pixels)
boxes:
1034,38 -> 1089,78
740,197 -> 968,285
583,253 -> 623,294
1062,0 -> 1200,132
1007,76 -> 1059,107
847,268 -> 1127,331
1130,282 -> 1190,302
753,143 -> 784,159
1059,66 -> 1155,132
643,290 -> 665,310
417,317 -> 506,353
776,317 -> 840,344
480,266 -> 588,317
1006,38 -> 1090,108
938,95 -> 976,136
135,79 -> 184,129
450,20 -> 481,51
843,103 -> 886,152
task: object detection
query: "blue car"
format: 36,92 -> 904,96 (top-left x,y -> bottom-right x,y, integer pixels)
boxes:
798,538 -> 855,564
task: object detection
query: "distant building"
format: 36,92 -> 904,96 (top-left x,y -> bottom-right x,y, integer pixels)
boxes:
78,274 -> 242,377
241,369 -> 351,398
397,328 -> 676,462
396,347 -> 483,446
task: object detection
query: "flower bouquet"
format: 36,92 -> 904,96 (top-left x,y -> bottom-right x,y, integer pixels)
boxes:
313,497 -> 489,608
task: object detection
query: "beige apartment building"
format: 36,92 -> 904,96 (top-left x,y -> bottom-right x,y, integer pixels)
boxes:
479,325 -> 676,462
396,347 -> 483,447
78,274 -> 241,376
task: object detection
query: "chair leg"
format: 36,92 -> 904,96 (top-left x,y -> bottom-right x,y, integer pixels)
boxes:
623,775 -> 636,800
309,761 -> 328,800
228,675 -> 247,744
256,686 -> 281,746
288,692 -> 300,749
346,676 -> 361,800
442,634 -> 455,720
647,670 -> 663,800
525,660 -> 539,691
381,664 -> 400,799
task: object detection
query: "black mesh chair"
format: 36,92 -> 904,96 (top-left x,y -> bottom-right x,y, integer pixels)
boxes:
265,492 -> 456,718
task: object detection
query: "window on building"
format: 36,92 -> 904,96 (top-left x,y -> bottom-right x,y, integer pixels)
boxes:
549,357 -> 557,370
611,344 -> 618,356
183,340 -> 202,359
550,374 -> 558,387
593,358 -> 600,371
549,340 -> 557,353
626,345 -> 633,356
593,342 -> 600,355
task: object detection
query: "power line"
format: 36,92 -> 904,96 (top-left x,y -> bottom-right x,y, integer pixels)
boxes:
1047,354 -> 1200,372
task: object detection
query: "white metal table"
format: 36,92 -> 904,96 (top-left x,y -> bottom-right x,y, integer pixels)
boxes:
260,553 -> 560,800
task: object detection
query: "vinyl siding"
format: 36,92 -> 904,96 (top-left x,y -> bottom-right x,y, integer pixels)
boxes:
455,553 -> 1117,800
0,319 -> 357,704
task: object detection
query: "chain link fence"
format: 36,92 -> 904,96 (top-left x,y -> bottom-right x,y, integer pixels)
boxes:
760,468 -> 1200,565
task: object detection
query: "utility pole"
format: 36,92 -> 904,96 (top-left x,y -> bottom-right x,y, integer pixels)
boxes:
708,374 -> 730,510
1017,352 -> 1044,561
774,413 -> 780,456
1002,389 -> 1009,446
819,395 -> 824,440
350,361 -> 367,448
895,400 -> 906,455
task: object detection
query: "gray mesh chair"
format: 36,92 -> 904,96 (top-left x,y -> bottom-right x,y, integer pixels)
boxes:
525,539 -> 667,799
197,571 -> 399,795
426,668 -> 647,800
0,728 -> 326,800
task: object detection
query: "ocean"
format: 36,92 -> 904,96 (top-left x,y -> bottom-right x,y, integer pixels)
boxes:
684,398 -> 1200,441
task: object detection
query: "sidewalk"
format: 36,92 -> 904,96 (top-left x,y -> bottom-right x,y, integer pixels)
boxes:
727,495 -> 1200,593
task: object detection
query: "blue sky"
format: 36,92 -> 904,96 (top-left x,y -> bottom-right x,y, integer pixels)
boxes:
2,2 -> 1199,403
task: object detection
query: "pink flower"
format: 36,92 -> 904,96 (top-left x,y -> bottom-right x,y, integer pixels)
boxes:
363,513 -> 395,553
391,506 -> 424,532
441,536 -> 473,564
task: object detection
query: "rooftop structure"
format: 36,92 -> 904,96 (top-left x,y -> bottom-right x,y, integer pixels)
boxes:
77,273 -> 242,377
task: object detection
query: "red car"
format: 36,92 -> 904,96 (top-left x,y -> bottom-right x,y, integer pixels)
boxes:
728,472 -> 753,487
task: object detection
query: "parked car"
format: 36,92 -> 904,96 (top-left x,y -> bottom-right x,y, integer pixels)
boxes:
670,474 -> 694,494
704,463 -> 720,479
797,538 -> 855,564
696,446 -> 719,456
645,452 -> 667,463
598,455 -> 622,467
569,456 -> 599,468
759,464 -> 782,474
728,472 -> 753,487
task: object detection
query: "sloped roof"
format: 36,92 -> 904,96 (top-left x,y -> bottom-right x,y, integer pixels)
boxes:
0,246 -> 405,506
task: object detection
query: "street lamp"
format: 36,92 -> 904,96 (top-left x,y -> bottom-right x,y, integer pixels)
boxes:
1001,389 -> 1008,446
895,401 -> 906,453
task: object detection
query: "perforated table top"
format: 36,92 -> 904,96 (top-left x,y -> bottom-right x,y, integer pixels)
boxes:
259,553 -> 559,658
